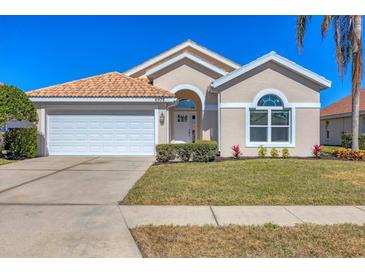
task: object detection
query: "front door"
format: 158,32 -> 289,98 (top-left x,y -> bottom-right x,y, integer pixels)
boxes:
173,112 -> 196,143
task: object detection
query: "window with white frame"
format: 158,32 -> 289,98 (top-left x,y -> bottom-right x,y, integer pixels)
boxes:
249,94 -> 292,144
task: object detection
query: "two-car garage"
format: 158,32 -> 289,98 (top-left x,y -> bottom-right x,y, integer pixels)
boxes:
46,110 -> 156,156
27,71 -> 175,156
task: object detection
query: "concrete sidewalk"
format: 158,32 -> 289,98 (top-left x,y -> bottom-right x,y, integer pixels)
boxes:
120,205 -> 365,228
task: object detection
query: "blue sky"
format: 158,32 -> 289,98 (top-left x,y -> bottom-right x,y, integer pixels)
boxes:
0,16 -> 358,107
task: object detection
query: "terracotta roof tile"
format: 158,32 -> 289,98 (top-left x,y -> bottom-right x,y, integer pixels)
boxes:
27,72 -> 174,98
321,89 -> 365,117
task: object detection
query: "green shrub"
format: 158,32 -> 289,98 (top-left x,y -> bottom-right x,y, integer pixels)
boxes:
0,85 -> 37,125
258,145 -> 267,158
156,144 -> 174,162
341,133 -> 365,149
281,148 -> 290,158
4,128 -> 37,158
175,144 -> 194,162
270,148 -> 279,158
155,141 -> 218,163
191,141 -> 218,162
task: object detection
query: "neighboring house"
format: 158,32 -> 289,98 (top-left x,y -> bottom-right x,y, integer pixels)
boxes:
27,40 -> 331,157
320,89 -> 365,146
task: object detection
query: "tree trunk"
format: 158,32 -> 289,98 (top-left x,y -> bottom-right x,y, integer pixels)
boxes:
351,16 -> 363,150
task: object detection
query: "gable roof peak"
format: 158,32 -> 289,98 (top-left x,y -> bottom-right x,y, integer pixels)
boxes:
124,40 -> 240,77
212,51 -> 331,90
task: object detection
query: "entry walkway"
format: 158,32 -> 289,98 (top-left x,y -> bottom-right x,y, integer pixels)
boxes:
120,205 -> 365,228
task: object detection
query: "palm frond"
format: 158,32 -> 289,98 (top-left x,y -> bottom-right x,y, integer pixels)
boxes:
333,16 -> 353,79
321,16 -> 333,39
296,16 -> 311,51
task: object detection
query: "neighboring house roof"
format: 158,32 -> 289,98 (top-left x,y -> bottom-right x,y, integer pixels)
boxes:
26,72 -> 174,98
211,51 -> 332,90
124,39 -> 241,77
320,89 -> 365,119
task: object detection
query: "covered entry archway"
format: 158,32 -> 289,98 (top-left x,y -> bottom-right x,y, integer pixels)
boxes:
169,85 -> 204,143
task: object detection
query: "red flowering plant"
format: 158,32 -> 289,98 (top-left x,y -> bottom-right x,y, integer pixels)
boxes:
312,144 -> 321,158
232,144 -> 241,159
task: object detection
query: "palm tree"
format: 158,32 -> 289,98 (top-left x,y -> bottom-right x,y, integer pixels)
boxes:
297,16 -> 363,150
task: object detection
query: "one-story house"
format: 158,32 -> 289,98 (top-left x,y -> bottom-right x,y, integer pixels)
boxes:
27,40 -> 331,157
320,89 -> 365,146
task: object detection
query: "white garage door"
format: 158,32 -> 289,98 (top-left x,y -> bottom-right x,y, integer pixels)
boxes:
47,110 -> 155,156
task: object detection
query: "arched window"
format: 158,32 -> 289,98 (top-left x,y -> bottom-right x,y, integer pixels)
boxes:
257,94 -> 283,107
249,93 -> 292,144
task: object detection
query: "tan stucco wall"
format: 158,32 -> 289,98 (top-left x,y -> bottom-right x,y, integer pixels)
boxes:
219,62 -> 322,157
219,62 -> 320,103
320,116 -> 365,146
152,60 -> 219,141
157,106 -> 171,145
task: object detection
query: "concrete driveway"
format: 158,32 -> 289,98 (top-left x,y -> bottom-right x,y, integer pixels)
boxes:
0,156 -> 153,257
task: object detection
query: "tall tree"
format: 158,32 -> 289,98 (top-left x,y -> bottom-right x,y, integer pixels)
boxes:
297,16 -> 363,150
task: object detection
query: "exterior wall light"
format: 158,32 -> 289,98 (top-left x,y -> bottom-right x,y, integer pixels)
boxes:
159,112 -> 165,125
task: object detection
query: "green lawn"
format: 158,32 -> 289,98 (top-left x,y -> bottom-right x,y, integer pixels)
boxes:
0,158 -> 13,165
131,224 -> 365,258
122,159 -> 365,205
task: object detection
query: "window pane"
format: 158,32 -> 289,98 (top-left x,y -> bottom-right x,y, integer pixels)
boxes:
272,127 -> 289,142
257,94 -> 283,107
175,99 -> 196,109
250,127 -> 268,142
272,110 -> 289,125
250,110 -> 268,125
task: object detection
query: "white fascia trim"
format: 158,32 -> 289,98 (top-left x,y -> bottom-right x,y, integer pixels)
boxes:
30,97 -> 176,103
41,104 -> 159,110
124,40 -> 240,76
145,52 -> 228,77
212,51 -> 332,89
221,102 -> 320,109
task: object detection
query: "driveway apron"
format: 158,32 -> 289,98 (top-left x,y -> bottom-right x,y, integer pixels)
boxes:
0,156 -> 153,257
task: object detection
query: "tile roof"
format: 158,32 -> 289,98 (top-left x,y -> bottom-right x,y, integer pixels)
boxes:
27,72 -> 174,98
321,89 -> 365,118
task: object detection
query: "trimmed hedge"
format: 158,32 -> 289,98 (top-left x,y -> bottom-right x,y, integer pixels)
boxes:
156,141 -> 218,163
341,133 -> 365,150
4,128 -> 37,158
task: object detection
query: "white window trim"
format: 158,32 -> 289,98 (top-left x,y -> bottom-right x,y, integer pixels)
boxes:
245,89 -> 296,148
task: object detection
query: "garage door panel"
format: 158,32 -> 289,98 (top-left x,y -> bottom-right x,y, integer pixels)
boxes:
47,110 -> 155,156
